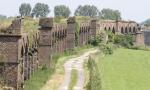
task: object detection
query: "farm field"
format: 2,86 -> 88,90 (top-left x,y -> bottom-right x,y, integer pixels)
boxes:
97,48 -> 150,90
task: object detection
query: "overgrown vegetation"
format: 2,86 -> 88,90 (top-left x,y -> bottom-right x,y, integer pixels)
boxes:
68,69 -> 78,90
114,34 -> 133,48
86,55 -> 102,90
23,68 -> 53,90
88,35 -> 102,46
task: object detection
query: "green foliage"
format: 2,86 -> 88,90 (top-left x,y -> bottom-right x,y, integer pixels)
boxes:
19,3 -> 31,16
99,43 -> 115,55
100,8 -> 121,20
75,22 -> 80,46
88,35 -> 102,46
114,34 -> 133,48
74,5 -> 99,17
32,3 -> 50,18
0,15 -> 7,21
23,68 -> 53,90
142,18 -> 150,26
75,16 -> 91,23
105,30 -> 115,42
54,5 -> 71,18
86,56 -> 102,90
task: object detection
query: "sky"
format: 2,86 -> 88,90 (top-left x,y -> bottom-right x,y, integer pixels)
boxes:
0,0 -> 150,22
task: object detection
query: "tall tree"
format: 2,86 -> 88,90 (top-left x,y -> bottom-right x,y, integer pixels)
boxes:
32,3 -> 50,18
54,5 -> 71,18
19,3 -> 31,16
100,8 -> 121,20
74,5 -> 99,17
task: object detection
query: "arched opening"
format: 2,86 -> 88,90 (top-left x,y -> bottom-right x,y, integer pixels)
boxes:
104,27 -> 107,30
21,46 -> 24,58
133,27 -> 136,33
125,27 -> 128,33
112,27 -> 115,34
121,27 -> 124,34
24,45 -> 28,80
109,27 -> 111,30
129,27 -> 132,33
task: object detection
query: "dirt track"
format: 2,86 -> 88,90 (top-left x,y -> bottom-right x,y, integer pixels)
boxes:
58,50 -> 98,90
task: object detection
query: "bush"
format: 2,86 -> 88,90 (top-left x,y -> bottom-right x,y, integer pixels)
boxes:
86,57 -> 102,90
114,34 -> 133,48
105,30 -> 115,43
88,35 -> 102,46
99,43 -> 114,55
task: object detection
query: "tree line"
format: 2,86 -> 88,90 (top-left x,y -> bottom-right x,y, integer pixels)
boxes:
19,3 -> 121,20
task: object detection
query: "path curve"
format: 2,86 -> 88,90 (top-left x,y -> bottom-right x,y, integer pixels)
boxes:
59,50 -> 98,90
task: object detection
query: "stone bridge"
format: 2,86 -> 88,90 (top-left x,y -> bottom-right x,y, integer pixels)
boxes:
0,17 -> 142,90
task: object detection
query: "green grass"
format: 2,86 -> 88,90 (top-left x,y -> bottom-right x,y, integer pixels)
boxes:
23,68 -> 53,90
68,69 -> 78,90
96,48 -> 150,90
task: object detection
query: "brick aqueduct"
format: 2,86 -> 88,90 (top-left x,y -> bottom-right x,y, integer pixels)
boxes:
0,17 -> 143,90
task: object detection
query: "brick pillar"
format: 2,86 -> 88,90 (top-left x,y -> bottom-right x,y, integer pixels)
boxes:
90,19 -> 98,37
66,17 -> 76,49
38,18 -> 53,67
0,17 -> 24,90
135,31 -> 145,46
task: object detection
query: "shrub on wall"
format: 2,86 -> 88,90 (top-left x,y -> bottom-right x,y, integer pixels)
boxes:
114,34 -> 133,48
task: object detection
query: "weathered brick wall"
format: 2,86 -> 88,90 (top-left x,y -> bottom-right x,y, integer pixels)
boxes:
78,22 -> 90,46
142,31 -> 150,46
0,17 -> 144,90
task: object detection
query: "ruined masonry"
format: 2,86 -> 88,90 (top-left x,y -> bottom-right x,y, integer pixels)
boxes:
0,17 -> 143,90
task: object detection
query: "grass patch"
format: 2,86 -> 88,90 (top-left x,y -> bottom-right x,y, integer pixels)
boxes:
68,69 -> 78,90
91,48 -> 150,90
23,68 -> 53,90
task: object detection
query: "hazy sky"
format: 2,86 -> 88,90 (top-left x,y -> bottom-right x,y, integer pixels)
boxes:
0,0 -> 149,22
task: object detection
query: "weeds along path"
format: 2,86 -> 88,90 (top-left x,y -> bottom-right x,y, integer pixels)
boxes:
59,50 -> 98,90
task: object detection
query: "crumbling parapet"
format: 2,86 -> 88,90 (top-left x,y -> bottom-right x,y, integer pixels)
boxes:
0,17 -> 23,35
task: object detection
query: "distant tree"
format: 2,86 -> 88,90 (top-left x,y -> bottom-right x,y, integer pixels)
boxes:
54,5 -> 71,18
100,8 -> 121,20
0,15 -> 7,20
32,3 -> 50,18
19,3 -> 31,16
142,19 -> 150,26
74,5 -> 99,17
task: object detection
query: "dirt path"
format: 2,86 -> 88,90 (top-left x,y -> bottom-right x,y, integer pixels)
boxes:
59,50 -> 98,90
